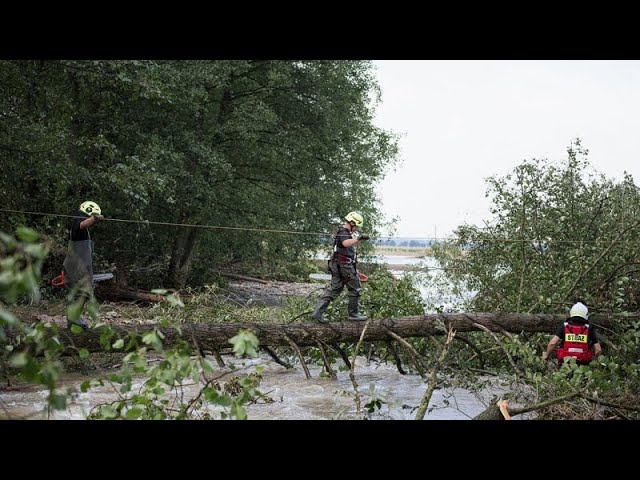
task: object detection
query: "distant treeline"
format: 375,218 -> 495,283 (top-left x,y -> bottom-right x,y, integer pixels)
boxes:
376,239 -> 433,248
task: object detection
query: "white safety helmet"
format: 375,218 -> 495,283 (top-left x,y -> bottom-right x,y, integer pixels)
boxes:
569,302 -> 589,320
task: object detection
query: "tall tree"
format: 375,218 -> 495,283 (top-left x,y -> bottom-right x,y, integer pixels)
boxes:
434,139 -> 640,314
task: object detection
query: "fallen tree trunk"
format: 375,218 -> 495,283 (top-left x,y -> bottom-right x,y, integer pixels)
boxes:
7,313 -> 623,354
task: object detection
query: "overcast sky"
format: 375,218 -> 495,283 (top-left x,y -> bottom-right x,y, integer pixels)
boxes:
373,60 -> 640,239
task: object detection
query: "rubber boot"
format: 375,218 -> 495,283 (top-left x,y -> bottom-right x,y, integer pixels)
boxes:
311,298 -> 331,324
348,296 -> 367,321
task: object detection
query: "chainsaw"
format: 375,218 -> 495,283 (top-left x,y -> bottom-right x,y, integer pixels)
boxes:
51,271 -> 114,287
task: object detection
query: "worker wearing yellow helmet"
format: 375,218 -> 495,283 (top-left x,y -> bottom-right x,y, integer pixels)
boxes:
62,201 -> 104,329
311,211 -> 370,323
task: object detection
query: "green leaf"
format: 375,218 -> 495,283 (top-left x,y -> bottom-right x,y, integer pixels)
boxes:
231,404 -> 247,420
201,357 -> 215,373
70,324 -> 83,334
125,408 -> 143,419
78,348 -> 90,359
15,226 -> 39,243
10,351 -> 29,367
86,301 -> 99,319
23,243 -> 48,259
112,338 -> 125,349
49,393 -> 67,410
229,329 -> 260,358
0,309 -> 17,326
166,294 -> 184,308
152,387 -> 165,396
67,301 -> 83,322
100,404 -> 118,419
0,232 -> 16,250
142,331 -> 162,350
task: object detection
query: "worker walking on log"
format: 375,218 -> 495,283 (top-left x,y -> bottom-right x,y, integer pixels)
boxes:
311,211 -> 370,323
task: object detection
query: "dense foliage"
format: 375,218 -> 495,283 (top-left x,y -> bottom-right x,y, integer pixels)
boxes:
0,60 -> 398,288
430,140 -> 640,418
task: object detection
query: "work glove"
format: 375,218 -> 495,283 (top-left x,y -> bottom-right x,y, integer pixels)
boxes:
358,233 -> 370,241
92,213 -> 104,220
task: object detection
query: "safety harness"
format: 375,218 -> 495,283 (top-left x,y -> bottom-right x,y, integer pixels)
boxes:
330,227 -> 368,282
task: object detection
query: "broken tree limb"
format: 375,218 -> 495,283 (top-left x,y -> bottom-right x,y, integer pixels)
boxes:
384,326 -> 427,379
473,392 -> 580,420
333,343 -> 351,369
8,313 -> 625,355
349,320 -> 371,415
385,340 -> 406,375
316,340 -> 336,379
261,346 -> 292,369
498,400 -> 512,420
453,334 -> 485,368
472,321 -> 523,376
284,334 -> 310,379
415,327 -> 456,420
94,284 -> 165,303
220,273 -> 270,284
211,349 -> 225,367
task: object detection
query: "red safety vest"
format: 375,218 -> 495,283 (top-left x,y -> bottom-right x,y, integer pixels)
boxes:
557,322 -> 592,364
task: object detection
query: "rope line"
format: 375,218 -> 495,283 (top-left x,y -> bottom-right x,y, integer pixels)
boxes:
0,208 -> 332,237
0,207 -> 633,244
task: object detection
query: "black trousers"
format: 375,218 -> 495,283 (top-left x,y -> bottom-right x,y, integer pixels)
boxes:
320,258 -> 362,302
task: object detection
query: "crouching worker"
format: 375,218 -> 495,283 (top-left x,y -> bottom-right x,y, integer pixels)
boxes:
543,301 -> 602,366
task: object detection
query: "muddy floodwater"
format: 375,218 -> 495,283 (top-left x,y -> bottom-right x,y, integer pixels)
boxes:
0,354 -> 512,420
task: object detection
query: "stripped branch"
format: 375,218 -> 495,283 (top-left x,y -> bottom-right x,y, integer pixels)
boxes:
211,349 -> 225,368
332,343 -> 351,369
384,327 -> 427,379
453,334 -> 485,368
261,346 -> 292,369
385,340 -> 406,375
284,334 -> 310,379
349,320 -> 371,415
415,327 -> 456,420
315,340 -> 336,379
472,321 -> 522,376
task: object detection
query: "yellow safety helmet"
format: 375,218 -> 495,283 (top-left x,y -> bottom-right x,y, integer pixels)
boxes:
345,211 -> 363,227
80,201 -> 102,216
